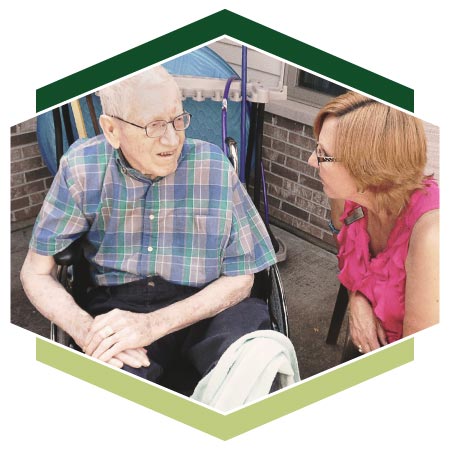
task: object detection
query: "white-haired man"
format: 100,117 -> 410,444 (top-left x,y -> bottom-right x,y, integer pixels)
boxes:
21,66 -> 277,384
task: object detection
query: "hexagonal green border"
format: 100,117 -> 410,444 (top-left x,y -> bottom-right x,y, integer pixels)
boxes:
34,8 -> 416,440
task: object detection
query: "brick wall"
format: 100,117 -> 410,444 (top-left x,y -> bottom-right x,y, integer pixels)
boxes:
262,113 -> 335,248
11,118 -> 53,224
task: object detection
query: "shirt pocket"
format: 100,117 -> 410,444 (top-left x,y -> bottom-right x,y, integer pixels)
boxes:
193,214 -> 227,258
169,213 -> 225,257
158,212 -> 226,284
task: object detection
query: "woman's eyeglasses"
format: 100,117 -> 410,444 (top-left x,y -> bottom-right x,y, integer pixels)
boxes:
316,145 -> 339,164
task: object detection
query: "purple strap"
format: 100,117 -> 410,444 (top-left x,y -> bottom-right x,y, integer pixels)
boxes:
222,75 -> 239,156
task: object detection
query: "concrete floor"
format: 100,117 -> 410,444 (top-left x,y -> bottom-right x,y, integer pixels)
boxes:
10,223 -> 346,379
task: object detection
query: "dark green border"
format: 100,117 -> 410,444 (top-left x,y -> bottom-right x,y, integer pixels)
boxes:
36,337 -> 414,440
35,9 -> 414,112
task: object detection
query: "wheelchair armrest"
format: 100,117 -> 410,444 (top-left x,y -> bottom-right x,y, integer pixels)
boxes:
53,240 -> 83,266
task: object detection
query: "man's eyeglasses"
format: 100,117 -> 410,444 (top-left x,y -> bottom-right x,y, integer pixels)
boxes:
111,112 -> 192,138
316,145 -> 339,164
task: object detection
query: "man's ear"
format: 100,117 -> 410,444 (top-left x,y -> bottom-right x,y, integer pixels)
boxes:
99,114 -> 121,149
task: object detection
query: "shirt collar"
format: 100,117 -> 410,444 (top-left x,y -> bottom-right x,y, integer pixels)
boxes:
112,139 -> 190,184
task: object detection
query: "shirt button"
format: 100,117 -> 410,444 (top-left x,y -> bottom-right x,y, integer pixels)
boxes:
149,214 -> 155,220
147,246 -> 153,252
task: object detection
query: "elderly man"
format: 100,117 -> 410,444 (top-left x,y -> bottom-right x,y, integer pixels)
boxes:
20,66 -> 277,385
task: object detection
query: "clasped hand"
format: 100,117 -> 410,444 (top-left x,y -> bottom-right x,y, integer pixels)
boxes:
349,291 -> 388,353
83,309 -> 155,368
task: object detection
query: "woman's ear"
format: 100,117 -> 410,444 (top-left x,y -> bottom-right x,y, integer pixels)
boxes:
99,114 -> 121,149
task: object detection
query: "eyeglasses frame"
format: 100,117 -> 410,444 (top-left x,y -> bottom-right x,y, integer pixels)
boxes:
110,111 -> 192,138
317,155 -> 340,164
315,145 -> 340,165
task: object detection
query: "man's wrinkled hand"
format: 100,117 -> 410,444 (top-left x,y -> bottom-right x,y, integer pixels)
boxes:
83,309 -> 157,362
106,347 -> 150,369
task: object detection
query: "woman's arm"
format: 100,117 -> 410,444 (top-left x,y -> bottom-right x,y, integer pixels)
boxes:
348,290 -> 387,353
404,210 -> 439,336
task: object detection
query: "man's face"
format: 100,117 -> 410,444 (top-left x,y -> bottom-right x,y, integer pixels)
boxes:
115,82 -> 185,179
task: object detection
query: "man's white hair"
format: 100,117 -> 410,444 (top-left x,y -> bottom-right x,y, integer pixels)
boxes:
98,66 -> 180,118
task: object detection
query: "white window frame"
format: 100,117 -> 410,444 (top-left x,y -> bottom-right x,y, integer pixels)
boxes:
284,65 -> 345,108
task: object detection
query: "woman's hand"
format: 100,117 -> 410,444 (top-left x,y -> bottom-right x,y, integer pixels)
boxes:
349,291 -> 388,353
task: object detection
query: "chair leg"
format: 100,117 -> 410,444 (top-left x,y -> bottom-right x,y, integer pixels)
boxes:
326,283 -> 349,345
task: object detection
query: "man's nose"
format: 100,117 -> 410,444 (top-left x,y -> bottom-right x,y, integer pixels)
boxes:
160,123 -> 179,145
308,150 -> 319,168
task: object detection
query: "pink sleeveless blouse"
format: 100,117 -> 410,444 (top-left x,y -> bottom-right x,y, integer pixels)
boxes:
337,179 -> 439,343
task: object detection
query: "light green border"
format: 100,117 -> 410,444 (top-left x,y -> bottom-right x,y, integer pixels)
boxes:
36,337 -> 414,440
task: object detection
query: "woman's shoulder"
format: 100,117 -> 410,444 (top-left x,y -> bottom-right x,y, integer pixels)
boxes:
411,177 -> 439,205
405,178 -> 439,227
410,208 -> 439,250
405,207 -> 439,309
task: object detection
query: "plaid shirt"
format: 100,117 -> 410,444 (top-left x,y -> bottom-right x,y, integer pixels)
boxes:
30,136 -> 276,287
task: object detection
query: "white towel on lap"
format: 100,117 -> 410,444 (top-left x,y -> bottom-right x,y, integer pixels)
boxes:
191,330 -> 300,411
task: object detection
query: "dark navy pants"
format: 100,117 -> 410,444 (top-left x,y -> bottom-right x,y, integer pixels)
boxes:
84,276 -> 271,385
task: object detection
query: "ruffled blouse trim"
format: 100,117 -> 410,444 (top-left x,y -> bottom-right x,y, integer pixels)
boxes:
336,178 -> 439,342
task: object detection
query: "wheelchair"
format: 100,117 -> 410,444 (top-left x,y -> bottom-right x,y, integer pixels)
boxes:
51,237 -> 288,394
41,47 -> 290,394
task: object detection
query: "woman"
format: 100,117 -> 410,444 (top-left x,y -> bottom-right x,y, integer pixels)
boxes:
308,92 -> 439,354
